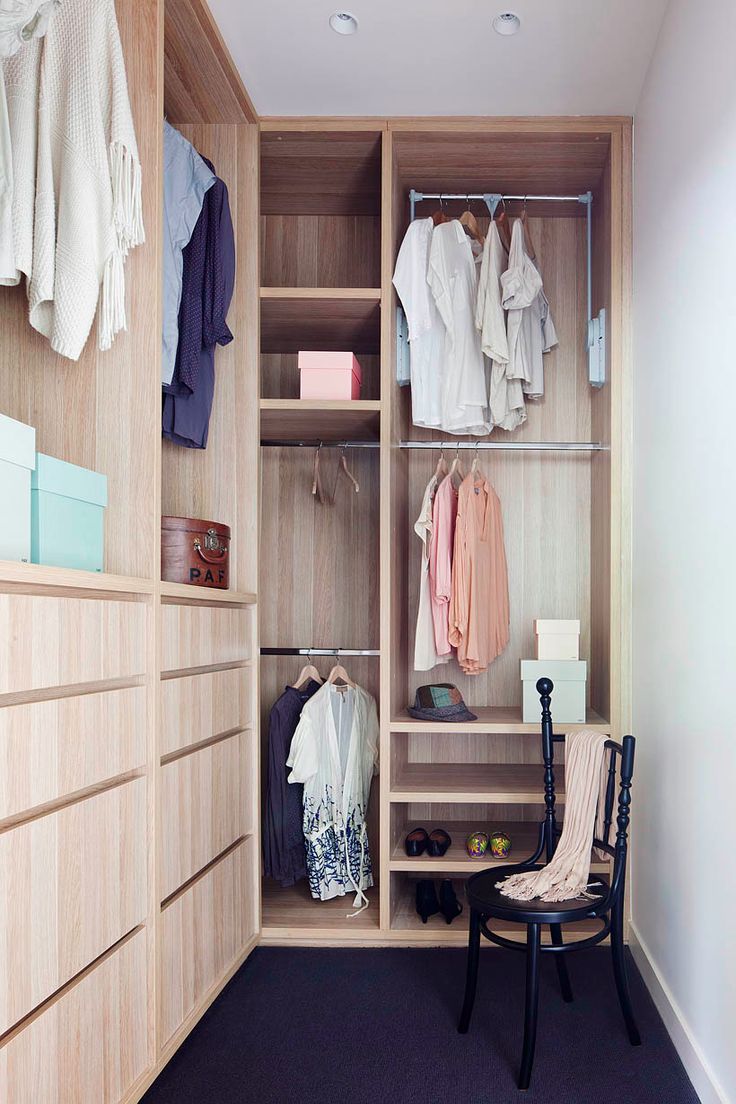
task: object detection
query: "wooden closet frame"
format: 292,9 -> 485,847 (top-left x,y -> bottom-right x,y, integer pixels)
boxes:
0,0 -> 632,1098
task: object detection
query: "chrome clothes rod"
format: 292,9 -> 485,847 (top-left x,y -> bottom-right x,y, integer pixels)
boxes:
260,647 -> 380,657
408,188 -> 606,389
399,441 -> 607,452
261,439 -> 380,449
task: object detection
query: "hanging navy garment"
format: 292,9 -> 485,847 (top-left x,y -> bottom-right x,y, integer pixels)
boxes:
263,680 -> 321,888
162,154 -> 235,448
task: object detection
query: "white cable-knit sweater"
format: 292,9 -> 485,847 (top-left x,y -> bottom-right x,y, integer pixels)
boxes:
5,0 -> 144,359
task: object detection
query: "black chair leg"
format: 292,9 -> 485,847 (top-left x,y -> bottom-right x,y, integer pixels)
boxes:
518,923 -> 541,1090
458,907 -> 481,1034
549,924 -> 573,1002
611,901 -> 642,1046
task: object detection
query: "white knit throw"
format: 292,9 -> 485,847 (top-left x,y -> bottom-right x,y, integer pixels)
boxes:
497,729 -> 611,903
5,0 -> 144,359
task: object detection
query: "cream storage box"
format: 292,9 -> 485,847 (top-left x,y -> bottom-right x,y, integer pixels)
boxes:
521,659 -> 587,724
534,619 -> 580,661
0,412 -> 36,563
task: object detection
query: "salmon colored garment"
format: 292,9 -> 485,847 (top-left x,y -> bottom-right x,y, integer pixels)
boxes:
449,472 -> 510,674
428,473 -> 458,657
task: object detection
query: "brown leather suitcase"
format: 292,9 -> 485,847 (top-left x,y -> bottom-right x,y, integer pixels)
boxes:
161,516 -> 230,589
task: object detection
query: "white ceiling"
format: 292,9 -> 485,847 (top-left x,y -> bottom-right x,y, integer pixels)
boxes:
208,0 -> 669,118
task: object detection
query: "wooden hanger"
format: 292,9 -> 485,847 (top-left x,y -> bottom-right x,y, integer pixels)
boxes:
333,446 -> 360,498
459,200 -> 485,247
449,442 -> 466,489
434,443 -> 448,482
327,663 -> 356,688
471,440 -> 482,475
495,197 -> 512,252
521,197 -> 536,261
312,443 -> 331,505
292,653 -> 323,690
432,196 -> 450,226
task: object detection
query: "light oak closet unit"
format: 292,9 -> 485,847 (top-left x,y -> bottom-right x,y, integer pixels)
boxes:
257,119 -> 631,947
0,2 -> 260,1101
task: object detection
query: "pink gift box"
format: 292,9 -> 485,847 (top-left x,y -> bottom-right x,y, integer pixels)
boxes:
298,352 -> 362,400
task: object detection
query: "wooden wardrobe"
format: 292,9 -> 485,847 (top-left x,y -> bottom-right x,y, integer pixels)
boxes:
0,0 -> 632,1099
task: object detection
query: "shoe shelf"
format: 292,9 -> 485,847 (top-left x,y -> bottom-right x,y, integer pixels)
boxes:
389,763 -> 566,805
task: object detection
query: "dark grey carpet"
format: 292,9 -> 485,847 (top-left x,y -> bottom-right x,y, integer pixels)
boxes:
143,947 -> 698,1104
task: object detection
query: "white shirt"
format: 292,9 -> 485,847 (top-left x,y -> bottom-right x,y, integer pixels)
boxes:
502,219 -> 558,399
476,221 -> 526,432
428,220 -> 490,435
414,474 -> 450,672
288,682 -> 379,911
0,0 -> 57,58
392,218 -> 445,428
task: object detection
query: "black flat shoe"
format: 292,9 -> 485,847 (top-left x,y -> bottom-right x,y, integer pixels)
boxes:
415,879 -> 441,924
427,829 -> 452,857
439,879 -> 463,925
405,828 -> 429,857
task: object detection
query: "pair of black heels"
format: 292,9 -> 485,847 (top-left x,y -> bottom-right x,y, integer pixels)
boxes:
404,827 -> 451,857
415,879 -> 463,925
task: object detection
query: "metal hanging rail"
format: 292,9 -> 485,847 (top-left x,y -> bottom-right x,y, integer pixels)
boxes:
399,440 -> 607,452
408,188 -> 606,389
260,647 -> 380,657
261,439 -> 380,449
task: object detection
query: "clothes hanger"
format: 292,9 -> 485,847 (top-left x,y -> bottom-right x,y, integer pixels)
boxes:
521,196 -> 537,261
327,662 -> 356,688
312,442 -> 331,506
434,442 -> 448,482
333,445 -> 360,498
432,195 -> 450,226
449,441 -> 466,489
292,651 -> 324,690
471,440 -> 482,476
495,196 -> 512,252
459,197 -> 485,247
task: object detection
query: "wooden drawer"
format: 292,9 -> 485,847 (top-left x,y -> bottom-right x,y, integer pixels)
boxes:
0,778 -> 147,1034
0,594 -> 147,696
160,838 -> 254,1044
0,686 -> 147,821
161,733 -> 245,901
161,603 -> 250,672
161,667 -> 249,757
0,928 -> 148,1104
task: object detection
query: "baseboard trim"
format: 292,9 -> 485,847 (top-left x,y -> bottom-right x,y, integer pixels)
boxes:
629,923 -> 730,1104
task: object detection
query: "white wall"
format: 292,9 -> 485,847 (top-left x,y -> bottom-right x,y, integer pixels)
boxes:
632,1 -> 736,1101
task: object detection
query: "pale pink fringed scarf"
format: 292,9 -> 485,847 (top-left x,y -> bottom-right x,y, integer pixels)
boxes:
497,729 -> 612,903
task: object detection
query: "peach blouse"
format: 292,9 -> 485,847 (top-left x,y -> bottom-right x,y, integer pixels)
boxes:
449,472 -> 510,675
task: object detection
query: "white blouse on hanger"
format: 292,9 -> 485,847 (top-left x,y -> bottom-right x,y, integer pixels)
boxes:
414,473 -> 450,672
287,681 -> 379,911
476,220 -> 526,432
501,219 -> 558,400
428,220 -> 490,435
392,217 -> 445,428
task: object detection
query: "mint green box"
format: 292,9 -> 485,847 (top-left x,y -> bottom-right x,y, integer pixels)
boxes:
31,454 -> 108,573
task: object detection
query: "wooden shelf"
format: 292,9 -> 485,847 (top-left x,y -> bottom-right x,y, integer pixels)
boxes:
390,890 -> 603,942
260,879 -> 380,941
159,581 -> 257,606
390,706 -> 609,734
260,289 -> 381,354
0,560 -> 155,597
260,399 -> 381,442
389,820 -> 608,874
390,763 -> 565,804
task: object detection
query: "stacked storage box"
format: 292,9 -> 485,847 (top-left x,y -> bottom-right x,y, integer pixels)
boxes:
521,620 -> 586,723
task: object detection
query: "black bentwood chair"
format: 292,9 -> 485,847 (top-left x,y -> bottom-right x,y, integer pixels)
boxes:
458,677 -> 640,1090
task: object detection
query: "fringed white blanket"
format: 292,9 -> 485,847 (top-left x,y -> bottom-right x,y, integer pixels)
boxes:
497,729 -> 611,903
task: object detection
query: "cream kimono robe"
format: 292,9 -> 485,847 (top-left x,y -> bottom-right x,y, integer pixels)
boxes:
287,682 -> 379,910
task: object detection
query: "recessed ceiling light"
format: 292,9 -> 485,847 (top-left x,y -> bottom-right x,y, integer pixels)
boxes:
330,11 -> 359,35
493,11 -> 521,35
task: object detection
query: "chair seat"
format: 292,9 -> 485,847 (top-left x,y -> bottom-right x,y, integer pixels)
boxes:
466,863 -> 609,925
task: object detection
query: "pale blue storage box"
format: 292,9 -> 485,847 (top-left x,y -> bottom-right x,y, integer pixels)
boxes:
31,454 -> 108,572
0,412 -> 36,563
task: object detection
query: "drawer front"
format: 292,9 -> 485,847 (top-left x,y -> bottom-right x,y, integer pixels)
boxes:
161,733 -> 245,901
160,839 -> 254,1044
0,929 -> 148,1104
160,667 -> 249,757
161,603 -> 250,672
0,686 -> 147,821
0,594 -> 147,695
0,778 -> 147,1034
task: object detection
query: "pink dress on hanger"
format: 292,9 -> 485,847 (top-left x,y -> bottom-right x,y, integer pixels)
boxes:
428,473 -> 459,657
